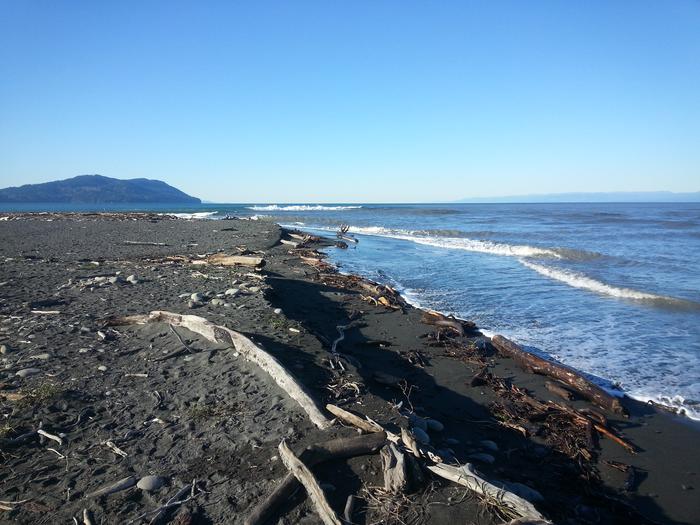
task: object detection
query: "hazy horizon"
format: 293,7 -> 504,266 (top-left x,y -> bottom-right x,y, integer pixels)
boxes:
2,2 -> 699,201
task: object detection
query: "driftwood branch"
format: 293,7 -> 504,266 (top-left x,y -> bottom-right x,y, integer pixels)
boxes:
491,335 -> 626,415
427,463 -> 549,522
278,439 -> 342,525
107,311 -> 331,429
245,432 -> 387,525
326,404 -> 384,434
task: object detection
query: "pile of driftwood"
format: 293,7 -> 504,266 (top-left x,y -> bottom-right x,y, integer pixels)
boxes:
280,231 -> 322,250
313,273 -> 407,311
106,311 -> 551,525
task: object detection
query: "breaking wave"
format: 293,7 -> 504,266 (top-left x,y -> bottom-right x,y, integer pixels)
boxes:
519,260 -> 699,309
316,225 -> 600,260
247,204 -> 363,211
166,211 -> 218,219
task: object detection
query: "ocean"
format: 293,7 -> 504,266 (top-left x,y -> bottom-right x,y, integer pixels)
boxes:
4,202 -> 700,419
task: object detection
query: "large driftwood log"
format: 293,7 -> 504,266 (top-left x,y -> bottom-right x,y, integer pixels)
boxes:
107,311 -> 330,429
201,254 -> 265,268
278,439 -> 342,525
427,463 -> 548,522
491,335 -> 626,415
245,432 -> 387,525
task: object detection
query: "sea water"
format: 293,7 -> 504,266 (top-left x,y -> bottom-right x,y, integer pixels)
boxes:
4,202 -> 699,419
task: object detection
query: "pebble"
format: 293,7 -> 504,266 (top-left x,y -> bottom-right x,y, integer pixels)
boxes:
178,293 -> 190,298
248,286 -> 260,293
479,440 -> 499,452
126,274 -> 138,284
191,293 -> 206,302
98,365 -> 108,372
224,303 -> 232,307
210,298 -> 224,306
412,427 -> 431,444
468,452 -> 495,464
273,308 -> 282,315
137,475 -> 165,492
225,288 -> 239,296
409,414 -> 428,431
108,276 -> 125,285
426,419 -> 444,432
0,344 -> 11,355
188,300 -> 202,309
16,368 -> 41,378
28,353 -> 51,360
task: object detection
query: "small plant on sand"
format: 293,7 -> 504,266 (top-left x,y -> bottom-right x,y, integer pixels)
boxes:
16,383 -> 63,409
0,422 -> 15,438
269,317 -> 287,330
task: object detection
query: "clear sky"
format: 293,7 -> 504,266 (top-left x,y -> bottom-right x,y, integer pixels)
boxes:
1,1 -> 699,202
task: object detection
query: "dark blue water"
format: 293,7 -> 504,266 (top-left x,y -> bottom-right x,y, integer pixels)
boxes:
3,202 -> 699,418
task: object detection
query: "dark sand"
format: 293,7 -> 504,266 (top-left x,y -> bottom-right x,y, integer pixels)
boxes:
0,214 -> 698,524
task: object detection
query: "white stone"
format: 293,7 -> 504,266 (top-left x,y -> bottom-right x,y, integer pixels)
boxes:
16,368 -> 41,378
137,475 -> 165,492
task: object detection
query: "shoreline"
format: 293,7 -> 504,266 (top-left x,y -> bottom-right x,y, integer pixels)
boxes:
1,213 -> 699,524
298,224 -> 700,424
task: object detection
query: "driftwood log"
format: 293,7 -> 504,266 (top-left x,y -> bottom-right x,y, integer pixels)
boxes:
106,311 -> 331,429
245,432 -> 387,525
194,254 -> 265,269
380,443 -> 408,494
427,463 -> 549,522
491,335 -> 626,415
326,404 -> 384,434
278,439 -> 342,525
328,404 -> 548,523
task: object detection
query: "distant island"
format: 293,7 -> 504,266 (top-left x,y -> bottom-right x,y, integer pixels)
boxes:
0,175 -> 201,204
458,191 -> 700,203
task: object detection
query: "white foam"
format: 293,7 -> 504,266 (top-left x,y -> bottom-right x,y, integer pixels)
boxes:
167,211 -> 218,219
519,260 -> 695,306
314,225 -> 563,258
247,204 -> 363,211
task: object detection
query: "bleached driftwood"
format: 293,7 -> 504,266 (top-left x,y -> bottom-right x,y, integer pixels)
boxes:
245,432 -> 386,525
326,403 -> 383,434
491,335 -> 626,415
380,443 -> 408,494
124,241 -> 168,246
426,463 -> 548,522
343,495 -> 357,524
278,439 -> 342,525
104,440 -> 128,457
107,311 -> 331,429
204,254 -> 265,268
82,508 -> 95,525
86,476 -> 137,498
37,429 -> 63,446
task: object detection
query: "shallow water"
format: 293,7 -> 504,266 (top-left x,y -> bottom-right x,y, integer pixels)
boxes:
4,202 -> 700,419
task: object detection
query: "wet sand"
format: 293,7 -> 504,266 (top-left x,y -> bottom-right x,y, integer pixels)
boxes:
0,214 -> 698,524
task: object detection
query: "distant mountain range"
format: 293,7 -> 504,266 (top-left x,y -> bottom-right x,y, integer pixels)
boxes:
0,175 -> 201,203
457,191 -> 700,203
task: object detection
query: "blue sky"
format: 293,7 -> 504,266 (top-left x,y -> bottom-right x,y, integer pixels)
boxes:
1,1 -> 698,202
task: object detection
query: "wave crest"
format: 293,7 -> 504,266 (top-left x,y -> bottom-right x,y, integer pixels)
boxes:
247,204 -> 363,211
520,260 -> 699,309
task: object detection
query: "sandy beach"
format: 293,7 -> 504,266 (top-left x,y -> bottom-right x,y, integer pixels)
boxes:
1,214 -> 699,525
